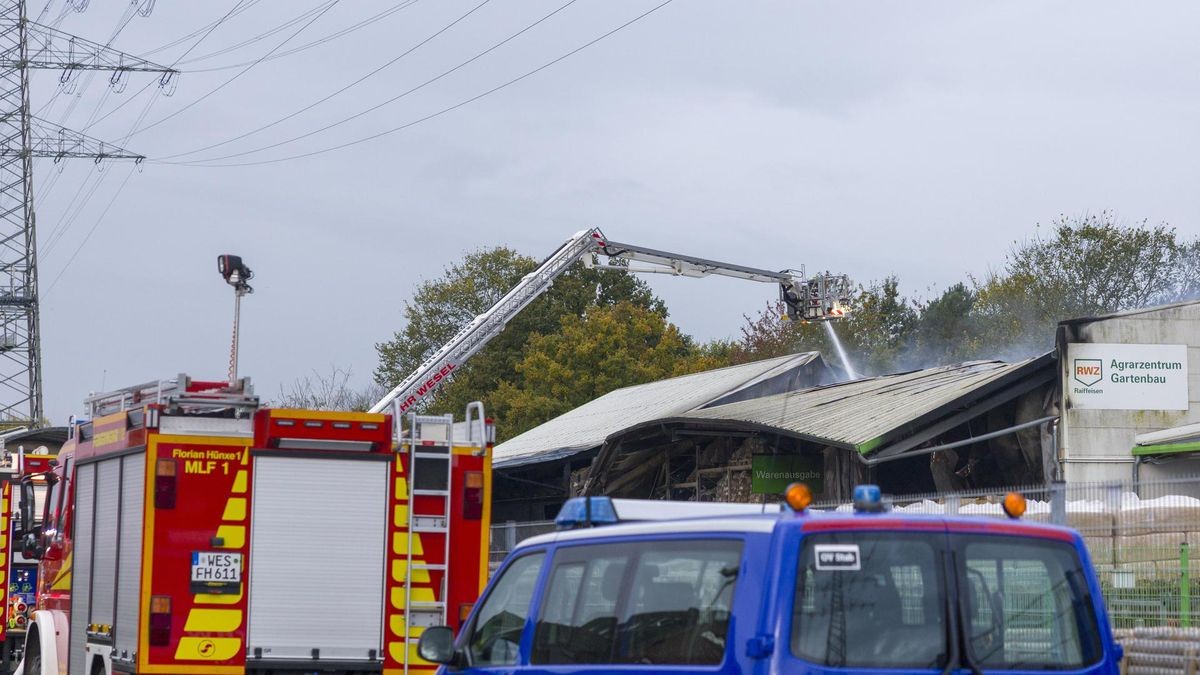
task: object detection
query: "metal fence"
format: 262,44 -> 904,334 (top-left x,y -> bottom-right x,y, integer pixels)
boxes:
490,476 -> 1200,631
819,476 -> 1200,631
489,519 -> 556,565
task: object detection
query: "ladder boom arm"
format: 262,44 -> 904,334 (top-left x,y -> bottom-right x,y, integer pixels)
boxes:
369,229 -> 606,414
594,238 -> 794,284
370,229 -> 847,415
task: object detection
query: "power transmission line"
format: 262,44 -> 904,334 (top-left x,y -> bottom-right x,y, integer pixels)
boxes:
34,0 -> 54,23
164,0 -> 607,165
166,0 -> 676,169
0,0 -> 174,424
158,0 -> 492,161
172,0 -> 678,168
139,0 -> 262,56
43,168 -> 108,256
34,0 -> 182,232
41,166 -> 99,251
44,164 -> 136,294
124,0 -> 339,138
173,0 -> 362,66
82,0 -> 256,131
180,0 -> 421,72
40,0 -> 251,275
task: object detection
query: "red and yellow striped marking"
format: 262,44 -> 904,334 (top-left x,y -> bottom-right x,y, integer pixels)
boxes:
0,482 -> 9,639
173,446 -> 249,663
138,435 -> 250,675
383,450 -> 440,673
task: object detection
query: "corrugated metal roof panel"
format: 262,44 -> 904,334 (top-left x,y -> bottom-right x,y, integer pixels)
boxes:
1135,422 -> 1200,447
678,357 -> 1049,454
493,353 -> 822,468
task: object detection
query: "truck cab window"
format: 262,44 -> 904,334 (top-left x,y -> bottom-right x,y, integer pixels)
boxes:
468,552 -> 545,666
42,473 -> 60,535
56,457 -> 72,537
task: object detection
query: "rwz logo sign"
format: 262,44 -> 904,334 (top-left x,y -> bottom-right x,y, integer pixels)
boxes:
1074,358 -> 1103,386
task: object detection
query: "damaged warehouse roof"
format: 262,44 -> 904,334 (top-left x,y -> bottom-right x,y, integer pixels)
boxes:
607,353 -> 1055,459
493,352 -> 831,468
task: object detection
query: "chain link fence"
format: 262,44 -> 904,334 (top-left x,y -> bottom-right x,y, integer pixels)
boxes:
812,476 -> 1200,631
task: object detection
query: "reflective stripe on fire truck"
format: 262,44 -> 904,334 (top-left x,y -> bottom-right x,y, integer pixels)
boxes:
173,446 -> 249,662
0,481 -> 9,640
139,435 -> 250,675
383,450 -> 439,674
48,555 -> 70,592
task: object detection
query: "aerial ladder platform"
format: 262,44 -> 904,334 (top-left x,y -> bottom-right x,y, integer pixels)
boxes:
370,228 -> 850,416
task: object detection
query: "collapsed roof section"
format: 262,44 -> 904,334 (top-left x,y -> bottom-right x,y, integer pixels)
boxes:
665,354 -> 1055,458
582,354 -> 1057,498
492,352 -> 834,469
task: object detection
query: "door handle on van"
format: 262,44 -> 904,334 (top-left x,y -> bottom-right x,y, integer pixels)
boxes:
746,635 -> 774,659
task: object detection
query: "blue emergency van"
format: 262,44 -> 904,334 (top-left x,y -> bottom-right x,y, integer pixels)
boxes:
418,485 -> 1123,674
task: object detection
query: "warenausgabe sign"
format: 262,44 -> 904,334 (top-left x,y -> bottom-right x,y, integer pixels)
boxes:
1066,343 -> 1189,411
751,454 -> 822,494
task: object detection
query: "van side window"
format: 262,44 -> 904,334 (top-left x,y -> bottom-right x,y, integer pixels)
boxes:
534,554 -> 629,663
467,552 -> 545,666
532,539 -> 743,666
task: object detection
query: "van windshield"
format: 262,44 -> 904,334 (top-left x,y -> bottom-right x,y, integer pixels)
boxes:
791,532 -> 1102,671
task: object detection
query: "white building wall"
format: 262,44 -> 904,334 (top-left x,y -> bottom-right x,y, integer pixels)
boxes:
1060,302 -> 1200,484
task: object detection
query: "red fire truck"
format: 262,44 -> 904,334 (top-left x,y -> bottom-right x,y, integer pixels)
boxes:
14,375 -> 492,675
0,449 -> 56,674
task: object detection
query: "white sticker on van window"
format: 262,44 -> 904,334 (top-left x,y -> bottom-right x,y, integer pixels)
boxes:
814,544 -> 860,571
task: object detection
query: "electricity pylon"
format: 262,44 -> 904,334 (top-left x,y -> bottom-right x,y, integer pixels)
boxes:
0,0 -> 175,426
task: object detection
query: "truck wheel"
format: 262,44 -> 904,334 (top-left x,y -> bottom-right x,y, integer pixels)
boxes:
24,640 -> 40,675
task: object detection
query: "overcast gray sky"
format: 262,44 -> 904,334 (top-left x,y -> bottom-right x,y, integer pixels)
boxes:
29,0 -> 1200,422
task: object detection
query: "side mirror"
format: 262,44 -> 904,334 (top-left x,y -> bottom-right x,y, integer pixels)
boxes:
417,626 -> 458,665
17,480 -> 33,538
20,530 -> 42,560
17,480 -> 42,560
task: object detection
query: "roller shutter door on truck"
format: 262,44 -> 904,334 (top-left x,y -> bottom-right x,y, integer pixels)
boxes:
115,454 -> 146,660
70,454 -> 147,673
69,462 -> 95,675
247,455 -> 389,663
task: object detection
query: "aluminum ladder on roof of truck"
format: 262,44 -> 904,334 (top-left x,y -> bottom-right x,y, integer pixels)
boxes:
83,375 -> 258,418
403,412 -> 454,671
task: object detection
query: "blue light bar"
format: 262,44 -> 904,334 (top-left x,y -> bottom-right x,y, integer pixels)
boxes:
555,496 -> 619,530
853,484 -> 886,513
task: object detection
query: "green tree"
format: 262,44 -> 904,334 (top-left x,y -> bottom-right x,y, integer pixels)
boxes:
974,213 -> 1193,356
731,278 -> 916,376
909,283 -> 982,366
729,302 -> 820,364
839,276 -> 917,375
488,302 -> 717,437
374,247 -> 665,420
1175,239 -> 1200,301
